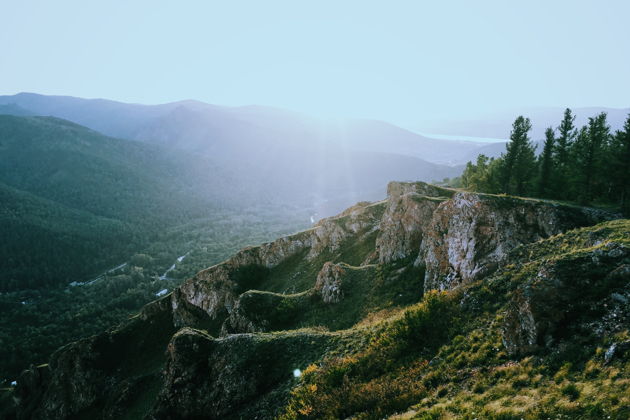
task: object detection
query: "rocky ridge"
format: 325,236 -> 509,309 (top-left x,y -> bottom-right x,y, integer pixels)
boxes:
7,182 -> 625,420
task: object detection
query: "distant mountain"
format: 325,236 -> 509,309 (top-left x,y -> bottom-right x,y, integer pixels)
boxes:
420,106 -> 630,140
0,94 -> 467,207
0,92 -> 484,165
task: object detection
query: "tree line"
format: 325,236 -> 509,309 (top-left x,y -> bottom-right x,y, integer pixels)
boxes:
459,109 -> 630,214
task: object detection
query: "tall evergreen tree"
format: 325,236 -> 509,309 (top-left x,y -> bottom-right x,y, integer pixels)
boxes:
501,116 -> 536,195
554,108 -> 576,198
610,114 -> 630,214
537,127 -> 555,197
572,112 -> 610,204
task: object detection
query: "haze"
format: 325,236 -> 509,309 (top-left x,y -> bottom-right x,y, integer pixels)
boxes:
2,0 -> 629,129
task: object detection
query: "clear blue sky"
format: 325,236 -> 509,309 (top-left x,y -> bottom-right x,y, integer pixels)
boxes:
1,0 -> 629,126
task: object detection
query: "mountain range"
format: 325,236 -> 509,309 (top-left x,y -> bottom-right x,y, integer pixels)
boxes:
0,92 -> 485,164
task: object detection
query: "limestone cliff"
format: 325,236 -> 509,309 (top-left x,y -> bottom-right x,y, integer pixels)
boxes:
420,192 -> 617,292
375,182 -> 451,265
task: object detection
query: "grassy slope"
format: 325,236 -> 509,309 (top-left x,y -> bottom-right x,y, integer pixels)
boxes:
279,220 -> 630,420
233,258 -> 424,333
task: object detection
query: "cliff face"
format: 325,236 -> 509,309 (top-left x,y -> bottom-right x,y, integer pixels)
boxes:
375,182 -> 450,265
14,298 -> 176,420
8,182 -> 625,420
502,237 -> 630,356
420,192 -> 616,291
151,328 -> 339,420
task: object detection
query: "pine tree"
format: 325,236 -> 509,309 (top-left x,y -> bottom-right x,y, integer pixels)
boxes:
610,114 -> 630,214
537,127 -> 555,197
554,108 -> 576,198
501,116 -> 536,195
572,112 -> 610,204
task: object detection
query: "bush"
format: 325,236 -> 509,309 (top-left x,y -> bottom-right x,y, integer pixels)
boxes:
561,383 -> 580,401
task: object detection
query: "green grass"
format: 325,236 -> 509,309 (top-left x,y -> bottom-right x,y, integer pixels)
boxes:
229,258 -> 425,334
277,219 -> 630,420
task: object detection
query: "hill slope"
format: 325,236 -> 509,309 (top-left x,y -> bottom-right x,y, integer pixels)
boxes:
0,114 -> 237,291
0,182 -> 135,290
0,111 -> 464,217
4,182 -> 627,419
0,114 -> 231,224
0,92 -> 485,164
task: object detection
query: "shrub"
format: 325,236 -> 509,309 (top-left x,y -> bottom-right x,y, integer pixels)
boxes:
560,383 -> 580,401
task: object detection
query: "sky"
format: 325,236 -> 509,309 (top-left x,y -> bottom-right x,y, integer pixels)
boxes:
1,0 -> 629,127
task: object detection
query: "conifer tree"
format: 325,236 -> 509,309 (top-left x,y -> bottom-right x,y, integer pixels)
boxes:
537,127 -> 555,197
501,116 -> 536,195
610,114 -> 630,214
554,108 -> 576,198
572,113 -> 610,204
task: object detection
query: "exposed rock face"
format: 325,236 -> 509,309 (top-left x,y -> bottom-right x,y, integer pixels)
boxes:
421,192 -> 615,292
376,182 -> 449,264
502,242 -> 630,356
172,263 -> 240,327
308,201 -> 383,259
14,298 -> 175,419
151,328 -> 336,420
314,262 -> 346,303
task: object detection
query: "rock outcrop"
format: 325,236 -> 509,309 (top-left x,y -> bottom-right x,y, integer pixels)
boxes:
14,298 -> 176,419
314,262 -> 346,303
376,182 -> 450,264
421,192 -> 616,292
502,241 -> 630,356
171,200 -> 384,329
151,328 -> 337,420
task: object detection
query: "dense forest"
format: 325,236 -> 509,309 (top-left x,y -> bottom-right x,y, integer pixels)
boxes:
0,208 -> 308,382
453,110 -> 630,214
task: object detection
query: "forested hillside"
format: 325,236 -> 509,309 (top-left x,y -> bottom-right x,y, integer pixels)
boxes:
0,115 -> 229,291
